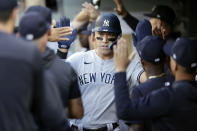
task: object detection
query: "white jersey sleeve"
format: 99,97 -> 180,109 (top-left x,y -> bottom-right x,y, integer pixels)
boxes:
66,51 -> 85,72
126,50 -> 144,94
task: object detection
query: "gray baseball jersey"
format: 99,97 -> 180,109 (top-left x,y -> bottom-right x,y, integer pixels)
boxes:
67,50 -> 118,129
126,48 -> 144,94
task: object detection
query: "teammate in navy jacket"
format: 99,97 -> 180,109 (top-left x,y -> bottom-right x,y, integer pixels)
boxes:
113,37 -> 197,131
0,0 -> 48,130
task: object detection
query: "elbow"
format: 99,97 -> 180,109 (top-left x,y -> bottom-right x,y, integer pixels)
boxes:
74,108 -> 84,119
68,108 -> 84,119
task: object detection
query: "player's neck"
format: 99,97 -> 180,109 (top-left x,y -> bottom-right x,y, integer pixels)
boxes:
0,22 -> 13,34
95,49 -> 113,60
175,71 -> 195,81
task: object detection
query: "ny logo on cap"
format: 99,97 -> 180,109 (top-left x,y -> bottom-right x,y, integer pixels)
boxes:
103,19 -> 109,27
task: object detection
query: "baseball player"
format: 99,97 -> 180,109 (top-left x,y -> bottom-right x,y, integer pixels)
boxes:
0,0 -> 57,130
18,11 -> 72,131
25,5 -> 83,119
67,13 -> 122,131
129,35 -> 171,131
113,37 -> 197,131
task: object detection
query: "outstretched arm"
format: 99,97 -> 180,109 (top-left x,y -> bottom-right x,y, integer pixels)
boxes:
113,0 -> 139,31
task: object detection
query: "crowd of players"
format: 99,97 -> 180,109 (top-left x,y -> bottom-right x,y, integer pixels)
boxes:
0,0 -> 197,131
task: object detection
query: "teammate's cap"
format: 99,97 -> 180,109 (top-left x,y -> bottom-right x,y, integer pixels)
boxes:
93,13 -> 122,36
163,39 -> 175,56
144,5 -> 176,25
137,35 -> 165,64
0,0 -> 17,12
26,5 -> 52,25
81,22 -> 96,35
132,19 -> 152,47
171,37 -> 197,69
19,12 -> 50,40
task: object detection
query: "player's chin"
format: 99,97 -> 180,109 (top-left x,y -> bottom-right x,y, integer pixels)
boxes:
100,49 -> 113,56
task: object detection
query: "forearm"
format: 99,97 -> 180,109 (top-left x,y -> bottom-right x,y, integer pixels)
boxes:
68,98 -> 84,119
114,72 -> 134,120
114,72 -> 169,121
123,12 -> 139,31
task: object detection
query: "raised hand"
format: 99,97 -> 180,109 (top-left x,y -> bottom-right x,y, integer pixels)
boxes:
82,2 -> 100,22
113,38 -> 131,72
113,0 -> 127,17
56,17 -> 77,49
48,19 -> 72,42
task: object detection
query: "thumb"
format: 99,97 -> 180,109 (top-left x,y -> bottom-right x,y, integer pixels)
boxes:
51,19 -> 56,28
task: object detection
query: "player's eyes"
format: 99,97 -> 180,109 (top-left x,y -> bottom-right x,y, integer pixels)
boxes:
96,37 -> 116,42
96,37 -> 103,41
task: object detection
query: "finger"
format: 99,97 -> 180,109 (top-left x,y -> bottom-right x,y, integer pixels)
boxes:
59,28 -> 73,33
128,51 -> 136,61
82,2 -> 89,8
57,26 -> 71,30
113,45 -> 117,55
117,40 -> 122,57
113,0 -> 122,6
59,30 -> 73,35
120,39 -> 126,57
59,32 -> 72,37
51,19 -> 56,28
59,37 -> 69,41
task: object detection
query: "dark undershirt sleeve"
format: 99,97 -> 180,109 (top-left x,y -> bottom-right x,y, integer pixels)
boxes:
123,12 -> 139,31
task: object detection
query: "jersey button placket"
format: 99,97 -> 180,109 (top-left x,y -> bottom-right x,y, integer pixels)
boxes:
101,61 -> 104,71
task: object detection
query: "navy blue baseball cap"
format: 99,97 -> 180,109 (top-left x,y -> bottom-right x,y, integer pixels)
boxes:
171,37 -> 197,69
132,19 -> 152,47
0,0 -> 17,12
137,35 -> 165,64
163,39 -> 175,56
26,5 -> 52,25
19,12 -> 50,40
144,5 -> 176,25
93,13 -> 122,36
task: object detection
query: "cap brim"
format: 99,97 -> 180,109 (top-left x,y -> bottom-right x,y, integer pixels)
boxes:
144,13 -> 156,18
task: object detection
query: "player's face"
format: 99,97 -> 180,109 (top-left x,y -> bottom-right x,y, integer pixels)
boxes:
95,31 -> 117,58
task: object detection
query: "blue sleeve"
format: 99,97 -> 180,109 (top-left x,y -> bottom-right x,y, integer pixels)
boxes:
123,12 -> 139,31
129,86 -> 144,124
114,72 -> 172,121
131,86 -> 143,100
